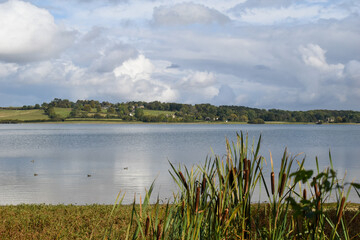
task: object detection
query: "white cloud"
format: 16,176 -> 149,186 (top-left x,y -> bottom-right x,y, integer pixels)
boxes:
114,55 -> 154,80
180,71 -> 219,100
112,55 -> 178,102
0,0 -> 75,62
299,44 -> 344,77
153,3 -> 230,25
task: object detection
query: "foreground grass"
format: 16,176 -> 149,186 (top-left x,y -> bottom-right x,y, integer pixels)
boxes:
0,203 -> 359,240
0,204 -> 132,239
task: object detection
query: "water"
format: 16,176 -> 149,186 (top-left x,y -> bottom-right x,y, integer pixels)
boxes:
0,123 -> 359,205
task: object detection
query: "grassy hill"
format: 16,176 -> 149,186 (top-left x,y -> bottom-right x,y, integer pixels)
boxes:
0,109 -> 49,121
143,110 -> 175,116
54,107 -> 72,118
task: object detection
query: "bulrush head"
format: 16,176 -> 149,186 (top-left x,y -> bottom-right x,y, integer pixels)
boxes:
222,208 -> 229,225
195,187 -> 201,213
337,197 -> 346,225
201,174 -> 206,194
244,169 -> 249,195
303,189 -> 307,200
313,177 -> 320,199
229,168 -> 235,188
145,216 -> 150,236
243,158 -> 248,171
179,171 -> 188,191
271,172 -> 275,195
278,173 -> 287,197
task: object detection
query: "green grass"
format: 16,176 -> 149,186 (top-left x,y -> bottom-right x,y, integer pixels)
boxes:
143,110 -> 175,116
0,109 -> 49,121
54,107 -> 72,118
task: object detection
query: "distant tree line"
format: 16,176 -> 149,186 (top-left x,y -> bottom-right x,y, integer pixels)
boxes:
3,98 -> 360,123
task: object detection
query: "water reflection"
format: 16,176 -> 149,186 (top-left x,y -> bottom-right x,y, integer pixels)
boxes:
0,124 -> 359,204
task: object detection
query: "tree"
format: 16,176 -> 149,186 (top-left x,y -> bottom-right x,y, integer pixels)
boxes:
107,107 -> 115,114
83,104 -> 91,112
135,108 -> 144,119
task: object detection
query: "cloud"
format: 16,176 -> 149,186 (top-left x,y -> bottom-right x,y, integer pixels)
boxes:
211,84 -> 236,105
299,44 -> 344,77
0,0 -> 75,63
69,27 -> 138,72
345,60 -> 360,87
230,0 -> 354,25
153,3 -> 230,25
179,71 -> 219,100
0,0 -> 359,110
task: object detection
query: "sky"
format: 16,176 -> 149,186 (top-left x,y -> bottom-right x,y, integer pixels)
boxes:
0,0 -> 359,110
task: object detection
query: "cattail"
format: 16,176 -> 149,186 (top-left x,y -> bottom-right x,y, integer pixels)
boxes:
156,220 -> 162,240
313,177 -> 320,199
229,169 -> 234,188
278,173 -> 287,197
317,198 -> 321,211
244,169 -> 249,195
271,172 -> 275,195
243,158 -> 248,170
179,171 -> 188,190
303,189 -> 307,200
195,187 -> 201,213
247,159 -> 251,172
181,200 -> 185,216
145,216 -> 150,236
201,174 -> 206,194
337,197 -> 346,225
221,208 -> 229,225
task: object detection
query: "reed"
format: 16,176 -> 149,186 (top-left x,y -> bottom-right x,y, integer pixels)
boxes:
114,132 -> 360,240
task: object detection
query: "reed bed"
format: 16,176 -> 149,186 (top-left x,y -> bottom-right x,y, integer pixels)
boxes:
120,132 -> 360,240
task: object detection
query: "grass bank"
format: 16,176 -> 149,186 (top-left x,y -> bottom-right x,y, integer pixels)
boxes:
0,203 -> 359,240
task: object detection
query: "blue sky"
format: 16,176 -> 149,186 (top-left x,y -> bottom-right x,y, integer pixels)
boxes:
0,0 -> 359,110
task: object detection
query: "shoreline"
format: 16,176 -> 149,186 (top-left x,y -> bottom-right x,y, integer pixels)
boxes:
1,119 -> 359,125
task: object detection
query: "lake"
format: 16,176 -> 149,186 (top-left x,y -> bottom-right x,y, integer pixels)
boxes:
0,123 -> 359,205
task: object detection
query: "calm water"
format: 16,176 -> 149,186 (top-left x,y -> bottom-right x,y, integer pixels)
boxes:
0,123 -> 359,205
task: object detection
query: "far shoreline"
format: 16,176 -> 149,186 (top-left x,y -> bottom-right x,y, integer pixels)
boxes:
1,120 -> 359,125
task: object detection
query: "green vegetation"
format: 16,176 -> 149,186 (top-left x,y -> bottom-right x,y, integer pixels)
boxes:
121,133 -> 360,239
54,107 -> 72,118
0,109 -> 49,122
1,98 -> 360,123
143,109 -> 176,116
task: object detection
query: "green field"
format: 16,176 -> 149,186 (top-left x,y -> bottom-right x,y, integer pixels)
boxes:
0,109 -> 49,121
54,107 -> 72,118
143,109 -> 175,116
